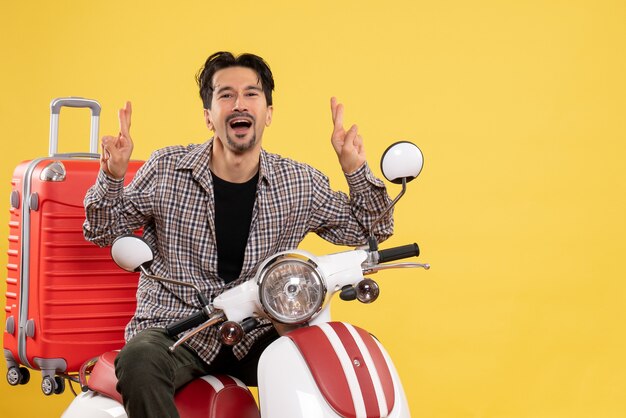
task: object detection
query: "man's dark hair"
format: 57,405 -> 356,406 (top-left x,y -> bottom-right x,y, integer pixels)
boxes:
196,51 -> 275,109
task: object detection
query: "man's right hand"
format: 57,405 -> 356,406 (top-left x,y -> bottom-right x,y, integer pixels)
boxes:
101,101 -> 134,180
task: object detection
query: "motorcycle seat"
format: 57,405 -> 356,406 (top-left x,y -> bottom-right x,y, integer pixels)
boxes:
85,350 -> 260,418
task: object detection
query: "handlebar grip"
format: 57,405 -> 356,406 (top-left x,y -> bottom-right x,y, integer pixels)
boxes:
165,310 -> 210,337
378,243 -> 420,263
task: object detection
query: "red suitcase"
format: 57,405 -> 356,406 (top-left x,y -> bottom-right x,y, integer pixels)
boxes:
3,98 -> 142,395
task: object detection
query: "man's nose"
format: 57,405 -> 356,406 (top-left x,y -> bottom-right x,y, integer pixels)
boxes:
233,94 -> 248,111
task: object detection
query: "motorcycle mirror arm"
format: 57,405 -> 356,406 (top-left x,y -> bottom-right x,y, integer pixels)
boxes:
138,265 -> 211,308
367,177 -> 407,252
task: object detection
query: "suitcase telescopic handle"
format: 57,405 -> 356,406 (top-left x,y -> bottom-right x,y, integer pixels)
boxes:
49,97 -> 102,157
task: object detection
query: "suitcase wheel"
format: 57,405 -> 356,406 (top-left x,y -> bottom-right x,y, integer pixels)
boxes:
41,375 -> 65,396
6,366 -> 30,386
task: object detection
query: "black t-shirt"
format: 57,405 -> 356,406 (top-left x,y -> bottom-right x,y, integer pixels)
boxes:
211,170 -> 259,283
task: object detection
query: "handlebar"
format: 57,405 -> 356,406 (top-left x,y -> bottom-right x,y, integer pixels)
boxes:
378,243 -> 419,263
165,309 -> 210,337
157,244 -> 421,342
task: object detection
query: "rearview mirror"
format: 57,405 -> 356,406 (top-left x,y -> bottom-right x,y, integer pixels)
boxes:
110,235 -> 154,272
380,141 -> 424,184
368,141 -> 424,251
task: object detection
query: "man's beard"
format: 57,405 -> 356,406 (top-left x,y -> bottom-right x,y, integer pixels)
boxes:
224,112 -> 258,153
226,132 -> 257,153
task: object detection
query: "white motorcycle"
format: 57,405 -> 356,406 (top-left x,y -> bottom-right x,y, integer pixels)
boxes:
62,141 -> 428,418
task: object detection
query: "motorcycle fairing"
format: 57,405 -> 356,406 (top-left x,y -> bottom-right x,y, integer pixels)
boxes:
287,322 -> 396,418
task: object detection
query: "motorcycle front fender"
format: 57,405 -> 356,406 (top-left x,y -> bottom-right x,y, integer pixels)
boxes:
257,321 -> 410,418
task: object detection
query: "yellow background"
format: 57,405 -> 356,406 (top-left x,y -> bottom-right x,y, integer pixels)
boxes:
2,0 -> 625,417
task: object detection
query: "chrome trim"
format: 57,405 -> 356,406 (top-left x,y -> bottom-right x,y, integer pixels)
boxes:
169,312 -> 225,352
363,262 -> 430,275
257,253 -> 327,325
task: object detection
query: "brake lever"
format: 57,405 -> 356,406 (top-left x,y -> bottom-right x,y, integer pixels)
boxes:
169,311 -> 226,352
363,262 -> 430,275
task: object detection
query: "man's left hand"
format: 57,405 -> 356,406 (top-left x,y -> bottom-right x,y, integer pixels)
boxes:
330,97 -> 366,174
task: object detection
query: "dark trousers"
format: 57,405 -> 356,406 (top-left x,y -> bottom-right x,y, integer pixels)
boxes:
114,327 -> 278,418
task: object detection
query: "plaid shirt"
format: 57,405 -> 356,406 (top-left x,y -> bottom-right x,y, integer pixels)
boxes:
83,139 -> 393,363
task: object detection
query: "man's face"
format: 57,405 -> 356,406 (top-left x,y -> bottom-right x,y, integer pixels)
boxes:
204,66 -> 273,154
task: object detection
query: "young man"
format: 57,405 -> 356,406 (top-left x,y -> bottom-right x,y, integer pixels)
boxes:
83,51 -> 394,418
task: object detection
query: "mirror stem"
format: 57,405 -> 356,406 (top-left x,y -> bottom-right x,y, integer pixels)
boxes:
368,177 -> 407,252
139,266 -> 211,306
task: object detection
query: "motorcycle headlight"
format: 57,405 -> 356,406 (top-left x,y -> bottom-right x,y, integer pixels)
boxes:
257,253 -> 326,324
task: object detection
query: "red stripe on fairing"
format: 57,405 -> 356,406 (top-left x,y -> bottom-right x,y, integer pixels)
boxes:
355,327 -> 395,412
328,322 -> 380,417
175,374 -> 260,418
288,325 -> 356,417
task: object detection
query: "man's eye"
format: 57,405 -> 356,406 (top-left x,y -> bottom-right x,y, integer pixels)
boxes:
219,93 -> 232,99
246,92 -> 259,97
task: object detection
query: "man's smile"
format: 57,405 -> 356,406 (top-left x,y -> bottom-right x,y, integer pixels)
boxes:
227,113 -> 254,136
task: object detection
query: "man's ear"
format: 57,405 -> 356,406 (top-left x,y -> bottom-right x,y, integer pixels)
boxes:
204,109 -> 214,131
265,105 -> 273,127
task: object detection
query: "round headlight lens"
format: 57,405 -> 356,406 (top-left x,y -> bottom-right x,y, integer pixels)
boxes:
258,256 -> 325,324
